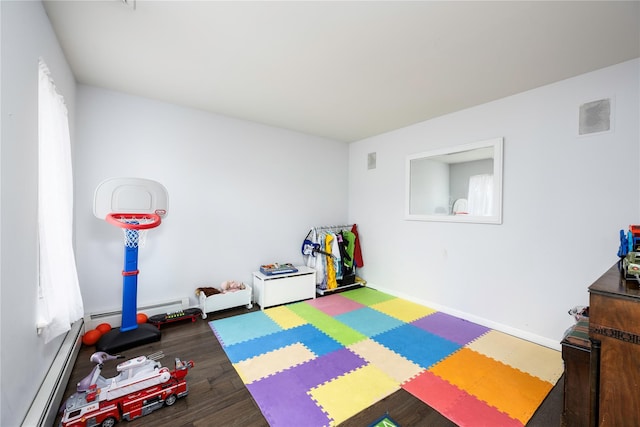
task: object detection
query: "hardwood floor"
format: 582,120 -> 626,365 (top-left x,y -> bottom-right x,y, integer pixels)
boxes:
57,306 -> 564,426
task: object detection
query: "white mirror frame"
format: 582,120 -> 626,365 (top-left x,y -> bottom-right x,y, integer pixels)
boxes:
405,137 -> 503,224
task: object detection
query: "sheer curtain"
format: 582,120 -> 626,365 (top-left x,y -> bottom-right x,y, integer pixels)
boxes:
37,58 -> 84,343
467,174 -> 494,216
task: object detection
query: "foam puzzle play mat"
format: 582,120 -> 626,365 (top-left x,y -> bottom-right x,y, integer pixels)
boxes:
209,288 -> 562,427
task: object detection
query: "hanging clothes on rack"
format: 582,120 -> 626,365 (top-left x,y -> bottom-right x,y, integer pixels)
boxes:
325,233 -> 337,290
341,230 -> 355,269
301,224 -> 364,292
315,232 -> 328,288
351,224 -> 364,268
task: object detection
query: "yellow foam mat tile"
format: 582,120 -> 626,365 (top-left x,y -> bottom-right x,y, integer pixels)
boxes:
348,339 -> 424,384
233,342 -> 315,384
309,364 -> 399,426
430,347 -> 552,424
467,330 -> 563,383
371,298 -> 436,323
265,305 -> 308,329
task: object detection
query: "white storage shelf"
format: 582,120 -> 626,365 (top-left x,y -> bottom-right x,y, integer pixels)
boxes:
253,266 -> 316,309
199,286 -> 253,319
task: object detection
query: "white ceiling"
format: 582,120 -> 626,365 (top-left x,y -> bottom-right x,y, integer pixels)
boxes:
43,1 -> 640,142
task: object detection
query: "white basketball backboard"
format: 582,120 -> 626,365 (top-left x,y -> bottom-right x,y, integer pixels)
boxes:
93,177 -> 169,220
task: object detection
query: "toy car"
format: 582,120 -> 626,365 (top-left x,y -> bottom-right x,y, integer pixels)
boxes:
60,351 -> 193,427
623,252 -> 640,281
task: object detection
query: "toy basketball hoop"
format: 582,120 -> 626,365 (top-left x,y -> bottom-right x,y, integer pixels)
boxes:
106,213 -> 162,248
93,178 -> 169,353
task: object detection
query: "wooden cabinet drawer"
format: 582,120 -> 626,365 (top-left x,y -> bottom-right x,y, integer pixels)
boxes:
590,293 -> 640,336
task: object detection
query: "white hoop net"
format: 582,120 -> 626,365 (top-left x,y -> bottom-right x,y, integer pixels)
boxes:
123,228 -> 148,248
109,215 -> 159,248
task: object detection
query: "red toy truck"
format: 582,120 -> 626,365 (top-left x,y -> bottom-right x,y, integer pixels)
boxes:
60,351 -> 193,427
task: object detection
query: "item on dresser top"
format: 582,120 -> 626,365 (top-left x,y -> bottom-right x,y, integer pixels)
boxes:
260,263 -> 299,275
562,318 -> 590,348
622,251 -> 640,283
567,305 -> 589,322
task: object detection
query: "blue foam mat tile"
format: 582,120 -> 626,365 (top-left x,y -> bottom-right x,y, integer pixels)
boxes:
335,307 -> 405,338
209,310 -> 282,347
222,324 -> 343,363
374,323 -> 461,369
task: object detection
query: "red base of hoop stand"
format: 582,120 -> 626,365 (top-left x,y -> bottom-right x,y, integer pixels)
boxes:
96,323 -> 161,354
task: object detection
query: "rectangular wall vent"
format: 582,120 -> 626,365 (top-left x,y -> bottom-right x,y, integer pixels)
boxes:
367,152 -> 377,170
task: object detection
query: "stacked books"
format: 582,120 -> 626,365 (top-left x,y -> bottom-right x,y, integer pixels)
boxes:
259,263 -> 298,275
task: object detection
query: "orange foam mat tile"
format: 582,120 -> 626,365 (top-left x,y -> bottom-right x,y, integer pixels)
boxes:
429,347 -> 552,424
403,370 -> 522,427
467,330 -> 563,383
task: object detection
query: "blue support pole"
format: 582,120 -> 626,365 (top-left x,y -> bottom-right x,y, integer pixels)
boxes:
120,231 -> 140,332
96,217 -> 162,353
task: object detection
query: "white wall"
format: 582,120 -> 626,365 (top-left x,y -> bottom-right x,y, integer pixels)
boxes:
74,86 -> 348,316
0,1 -> 77,425
349,59 -> 640,349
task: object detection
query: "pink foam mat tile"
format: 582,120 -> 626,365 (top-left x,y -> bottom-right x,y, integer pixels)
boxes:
402,370 -> 466,412
305,294 -> 365,316
403,371 -> 523,427
445,392 -> 524,427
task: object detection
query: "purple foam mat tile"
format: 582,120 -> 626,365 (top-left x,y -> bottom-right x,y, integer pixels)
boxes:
245,348 -> 365,427
247,376 -> 332,427
411,311 -> 490,346
305,294 -> 366,316
288,347 -> 367,390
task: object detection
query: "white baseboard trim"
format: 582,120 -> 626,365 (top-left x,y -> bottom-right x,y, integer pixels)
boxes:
367,283 -> 561,351
85,297 -> 190,330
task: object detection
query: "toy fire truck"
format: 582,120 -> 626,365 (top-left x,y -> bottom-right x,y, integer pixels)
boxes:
60,351 -> 193,427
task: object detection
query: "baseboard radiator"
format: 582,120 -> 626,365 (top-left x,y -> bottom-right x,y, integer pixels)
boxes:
21,319 -> 84,427
85,297 -> 190,330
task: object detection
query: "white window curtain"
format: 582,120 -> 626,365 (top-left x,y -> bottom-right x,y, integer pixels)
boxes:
467,174 -> 494,216
37,58 -> 84,343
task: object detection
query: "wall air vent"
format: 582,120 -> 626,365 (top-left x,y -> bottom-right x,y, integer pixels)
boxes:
367,152 -> 377,170
579,98 -> 611,135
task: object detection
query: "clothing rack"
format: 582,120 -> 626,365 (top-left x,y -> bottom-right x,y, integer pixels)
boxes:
305,224 -> 365,295
312,224 -> 353,231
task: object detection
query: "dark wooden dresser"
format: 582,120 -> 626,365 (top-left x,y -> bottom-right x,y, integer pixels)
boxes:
588,264 -> 640,426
